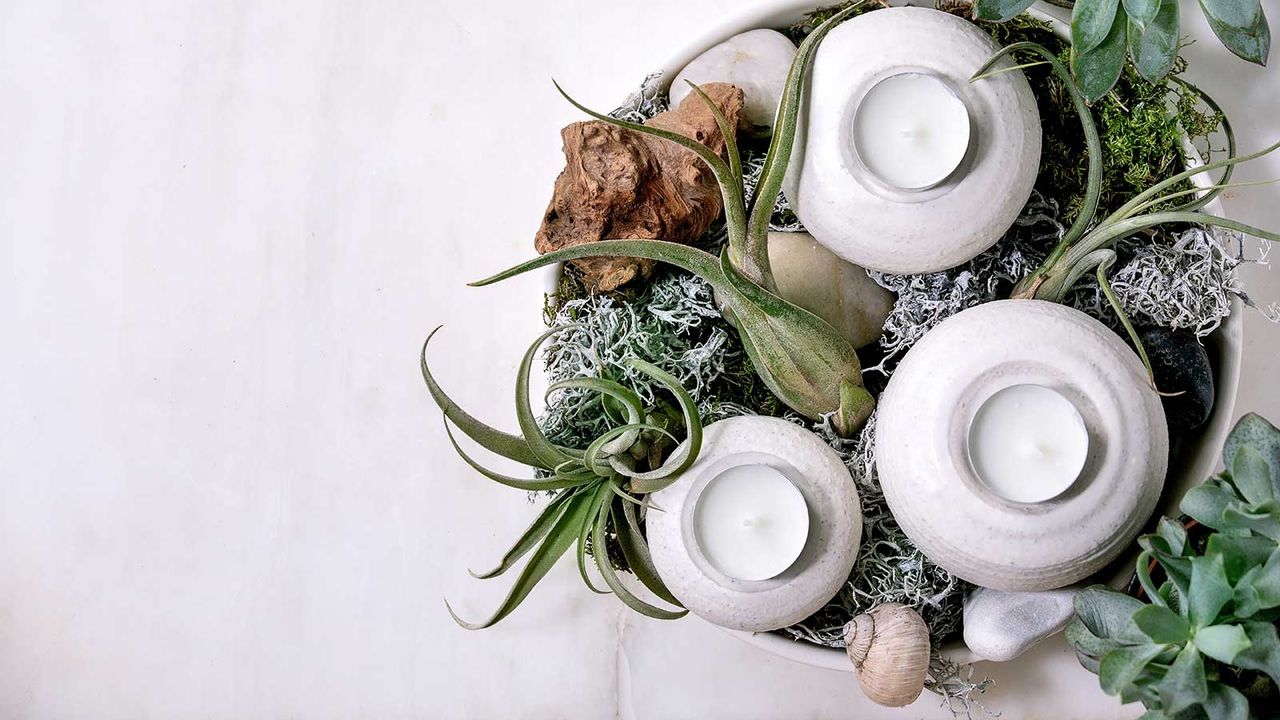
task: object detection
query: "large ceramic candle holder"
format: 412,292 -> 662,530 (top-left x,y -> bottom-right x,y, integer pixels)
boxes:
782,7 -> 1041,274
875,300 -> 1169,592
648,416 -> 862,632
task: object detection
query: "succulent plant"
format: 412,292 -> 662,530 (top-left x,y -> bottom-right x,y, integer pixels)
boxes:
971,41 -> 1279,381
469,3 -> 876,437
975,0 -> 1271,103
1066,413 -> 1280,719
422,326 -> 703,627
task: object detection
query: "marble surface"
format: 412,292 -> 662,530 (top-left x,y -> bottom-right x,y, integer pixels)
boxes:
0,1 -> 1277,718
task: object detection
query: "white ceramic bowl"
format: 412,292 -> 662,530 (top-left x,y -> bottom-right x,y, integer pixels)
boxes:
547,0 -> 1242,669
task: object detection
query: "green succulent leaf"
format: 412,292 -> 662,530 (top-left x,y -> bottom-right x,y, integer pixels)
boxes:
1205,533 -> 1275,582
1122,0 -> 1160,27
1223,413 -> 1280,496
1181,482 -> 1239,531
1075,585 -> 1151,644
421,327 -> 542,468
1202,682 -> 1250,720
1073,2 -> 1130,102
973,0 -> 1037,22
1198,0 -> 1261,31
1194,624 -> 1252,664
470,488 -> 576,579
446,489 -> 596,630
1203,4 -> 1271,66
1231,444 -> 1277,505
1235,621 -> 1280,686
1074,0 -> 1123,54
1098,642 -> 1166,695
1189,554 -> 1233,627
1222,501 -> 1280,540
1157,644 -> 1207,715
1140,534 -> 1194,599
1127,0 -> 1180,83
1067,616 -> 1127,664
1157,517 -> 1190,556
1134,604 -> 1192,643
1255,547 -> 1280,608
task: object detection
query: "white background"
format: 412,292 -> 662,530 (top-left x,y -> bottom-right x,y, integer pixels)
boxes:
2,1 -> 1278,718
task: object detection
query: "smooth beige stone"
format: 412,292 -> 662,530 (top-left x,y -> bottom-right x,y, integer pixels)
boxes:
767,231 -> 895,349
669,29 -> 797,135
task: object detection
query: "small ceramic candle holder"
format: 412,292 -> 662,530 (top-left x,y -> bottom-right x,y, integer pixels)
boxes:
782,7 -> 1041,275
875,300 -> 1169,592
648,416 -> 862,632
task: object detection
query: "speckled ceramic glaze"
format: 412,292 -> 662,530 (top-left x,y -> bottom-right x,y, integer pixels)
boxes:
782,7 -> 1041,274
648,416 -> 862,632
875,300 -> 1169,591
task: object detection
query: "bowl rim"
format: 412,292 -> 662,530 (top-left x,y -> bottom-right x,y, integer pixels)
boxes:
549,0 -> 1244,671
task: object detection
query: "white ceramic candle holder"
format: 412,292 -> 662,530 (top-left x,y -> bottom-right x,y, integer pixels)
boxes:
648,416 -> 862,632
782,7 -> 1041,274
875,300 -> 1169,592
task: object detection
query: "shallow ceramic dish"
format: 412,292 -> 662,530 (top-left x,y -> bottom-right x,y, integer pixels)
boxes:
547,0 -> 1243,668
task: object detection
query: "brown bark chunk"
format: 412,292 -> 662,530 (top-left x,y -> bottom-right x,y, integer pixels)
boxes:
535,83 -> 745,291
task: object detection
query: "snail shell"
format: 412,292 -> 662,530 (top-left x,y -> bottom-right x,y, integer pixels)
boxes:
843,603 -> 931,707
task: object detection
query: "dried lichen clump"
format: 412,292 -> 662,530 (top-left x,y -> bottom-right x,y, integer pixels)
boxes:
535,83 -> 745,291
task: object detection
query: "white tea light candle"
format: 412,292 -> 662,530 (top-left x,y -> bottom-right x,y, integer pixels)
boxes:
853,73 -> 971,190
967,384 -> 1089,504
694,464 -> 809,581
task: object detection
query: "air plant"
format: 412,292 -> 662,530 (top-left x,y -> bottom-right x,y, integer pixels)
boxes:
421,325 -> 703,627
975,0 -> 1271,103
468,3 -> 876,437
971,42 -> 1279,379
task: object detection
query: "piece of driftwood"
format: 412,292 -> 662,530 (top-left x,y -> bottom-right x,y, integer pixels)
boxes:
535,83 -> 744,291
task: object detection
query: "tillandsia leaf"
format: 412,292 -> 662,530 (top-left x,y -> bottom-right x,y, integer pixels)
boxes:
684,81 -> 743,198
1128,0 -> 1179,83
607,477 -> 661,512
1134,604 -> 1192,643
591,495 -> 686,620
443,419 -> 591,492
422,327 -> 542,468
447,489 -> 596,629
1074,2 -> 1130,102
550,82 -> 750,260
745,2 -> 867,280
1157,644 -> 1208,714
549,377 -> 644,456
616,500 -> 683,607
470,487 -> 576,579
576,484 -> 612,595
1123,0 -> 1160,28
471,238 -> 727,293
1098,643 -> 1166,695
973,0 -> 1038,22
834,379 -> 876,438
517,326 -> 580,468
1199,0 -> 1262,32
717,248 -> 869,426
1194,624 -> 1251,664
1074,0 -> 1123,55
619,357 -> 703,491
583,423 -> 667,473
1204,5 -> 1271,66
1093,252 -> 1157,383
1189,553 -> 1232,627
975,43 -> 1102,295
1223,413 -> 1280,494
